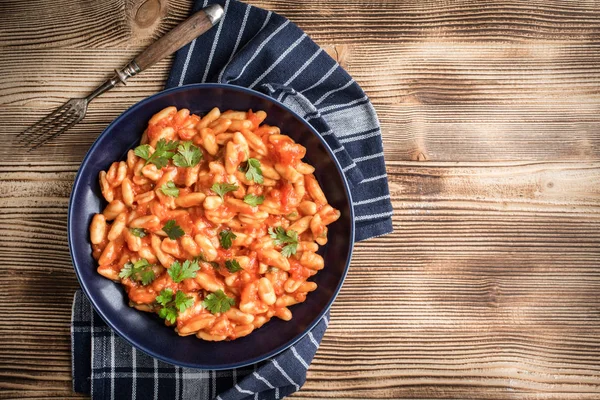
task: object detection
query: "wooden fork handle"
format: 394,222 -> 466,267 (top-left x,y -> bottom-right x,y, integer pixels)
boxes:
133,4 -> 224,71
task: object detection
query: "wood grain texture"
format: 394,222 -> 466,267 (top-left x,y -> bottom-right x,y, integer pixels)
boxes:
1,0 -> 600,399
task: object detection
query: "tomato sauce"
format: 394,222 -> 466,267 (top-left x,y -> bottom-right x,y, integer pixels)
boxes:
90,106 -> 339,342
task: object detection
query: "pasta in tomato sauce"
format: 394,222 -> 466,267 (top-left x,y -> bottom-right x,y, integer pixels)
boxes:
89,106 -> 340,341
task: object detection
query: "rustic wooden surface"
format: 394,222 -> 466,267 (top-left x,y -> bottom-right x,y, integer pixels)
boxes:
1,0 -> 600,398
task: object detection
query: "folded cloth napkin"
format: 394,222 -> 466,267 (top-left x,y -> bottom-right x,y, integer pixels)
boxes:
72,0 -> 393,398
72,291 -> 328,399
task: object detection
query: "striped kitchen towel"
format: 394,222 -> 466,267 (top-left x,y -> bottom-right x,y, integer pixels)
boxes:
72,0 -> 393,398
72,291 -> 328,399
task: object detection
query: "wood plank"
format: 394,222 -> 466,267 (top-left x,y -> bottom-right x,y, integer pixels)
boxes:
3,41 -> 600,162
2,0 -> 600,398
1,162 -> 599,398
0,0 -> 189,49
253,0 -> 600,43
3,0 -> 600,49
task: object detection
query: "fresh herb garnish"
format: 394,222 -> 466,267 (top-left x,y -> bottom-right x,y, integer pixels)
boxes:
243,158 -> 264,184
162,219 -> 184,240
160,181 -> 180,197
268,227 -> 299,258
129,228 -> 147,238
203,290 -> 235,314
193,255 -> 220,269
119,259 -> 155,285
134,139 -> 179,169
168,259 -> 200,283
225,259 -> 243,273
211,182 -> 239,199
219,230 -> 237,249
243,194 -> 264,206
172,141 -> 202,168
156,289 -> 194,324
193,254 -> 207,263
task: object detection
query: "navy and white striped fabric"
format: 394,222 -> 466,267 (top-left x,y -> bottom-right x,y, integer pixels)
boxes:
72,291 -> 328,399
72,1 -> 393,398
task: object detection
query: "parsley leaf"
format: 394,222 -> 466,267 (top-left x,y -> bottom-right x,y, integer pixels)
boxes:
156,288 -> 194,324
243,158 -> 264,184
134,139 -> 178,169
175,290 -> 194,312
225,259 -> 242,273
193,255 -> 220,269
168,260 -> 200,283
156,288 -> 173,306
268,227 -> 299,258
243,194 -> 264,206
280,242 -> 298,258
203,290 -> 235,314
160,181 -> 180,197
133,144 -> 151,161
219,230 -> 237,249
269,227 -> 299,247
211,182 -> 239,199
140,269 -> 156,285
129,228 -> 147,238
193,254 -> 207,263
172,141 -> 202,168
158,307 -> 178,324
119,258 -> 156,285
162,219 -> 184,240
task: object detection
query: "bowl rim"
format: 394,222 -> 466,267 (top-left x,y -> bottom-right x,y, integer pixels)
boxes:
68,82 -> 355,369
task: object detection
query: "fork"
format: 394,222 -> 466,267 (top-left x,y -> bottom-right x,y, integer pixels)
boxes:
18,4 -> 224,151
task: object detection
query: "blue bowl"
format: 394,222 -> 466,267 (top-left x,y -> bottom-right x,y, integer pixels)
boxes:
68,83 -> 354,369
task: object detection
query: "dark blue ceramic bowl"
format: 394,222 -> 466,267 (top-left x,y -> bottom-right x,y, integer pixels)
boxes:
68,83 -> 354,369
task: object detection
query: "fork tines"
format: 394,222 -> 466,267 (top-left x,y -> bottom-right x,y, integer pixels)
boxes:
17,99 -> 86,151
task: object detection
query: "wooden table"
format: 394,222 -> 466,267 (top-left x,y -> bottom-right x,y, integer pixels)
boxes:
2,0 -> 600,398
